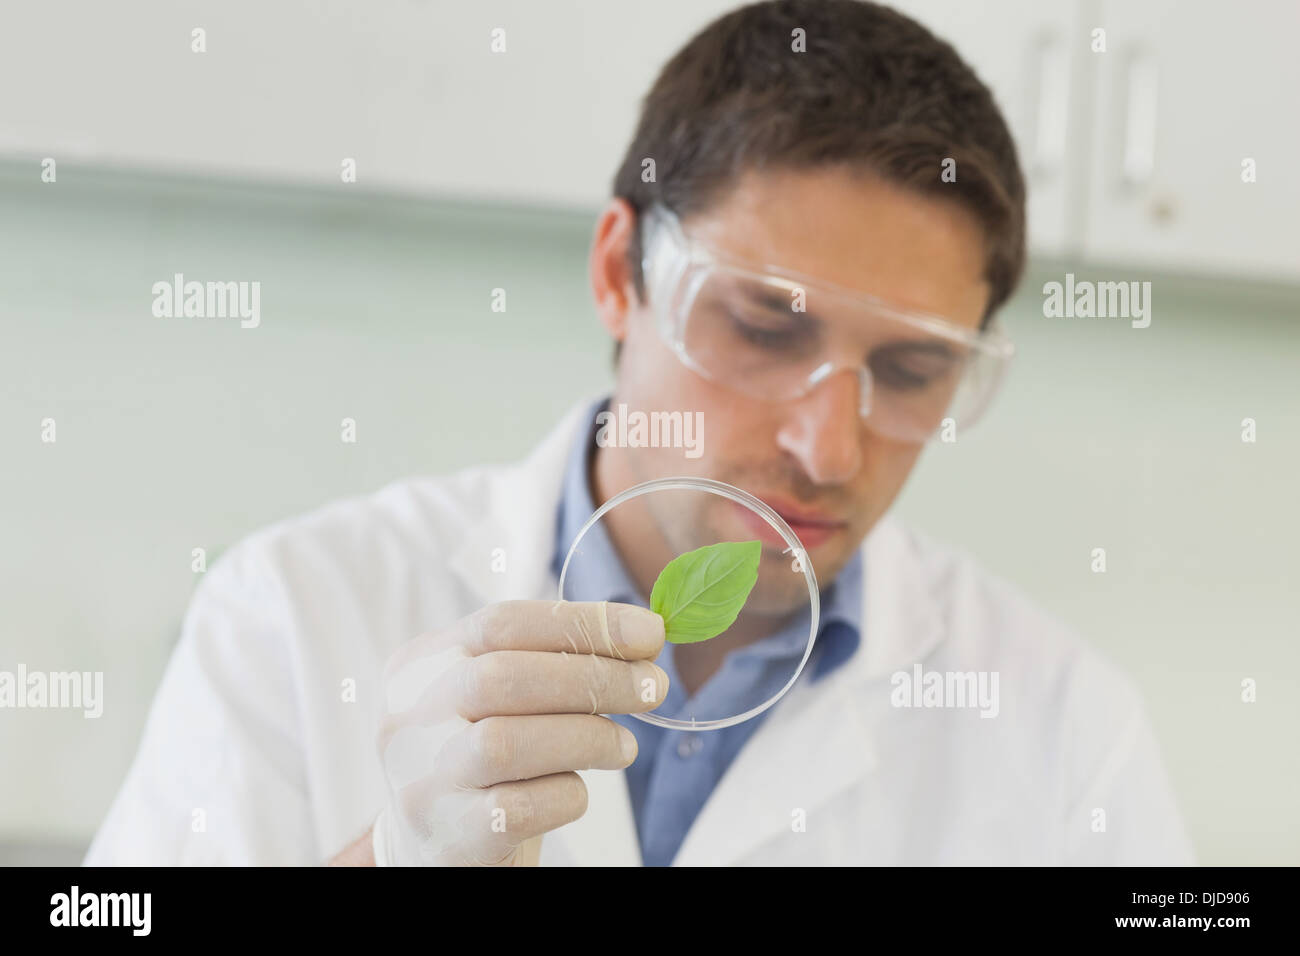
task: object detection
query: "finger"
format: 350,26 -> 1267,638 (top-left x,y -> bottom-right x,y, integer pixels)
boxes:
379,650 -> 666,753
397,771 -> 588,866
384,601 -> 661,685
380,600 -> 662,706
462,600 -> 665,660
443,714 -> 638,788
473,773 -> 590,865
458,650 -> 668,719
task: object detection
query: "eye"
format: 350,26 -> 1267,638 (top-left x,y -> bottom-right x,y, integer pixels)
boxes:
872,359 -> 930,389
731,314 -> 798,348
870,350 -> 960,389
725,308 -> 818,354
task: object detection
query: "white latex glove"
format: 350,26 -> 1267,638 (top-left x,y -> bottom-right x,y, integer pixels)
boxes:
373,599 -> 668,866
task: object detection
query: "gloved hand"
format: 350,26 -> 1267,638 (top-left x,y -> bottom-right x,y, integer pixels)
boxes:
373,599 -> 668,865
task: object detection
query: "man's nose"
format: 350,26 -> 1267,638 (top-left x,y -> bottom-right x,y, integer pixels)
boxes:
773,369 -> 865,485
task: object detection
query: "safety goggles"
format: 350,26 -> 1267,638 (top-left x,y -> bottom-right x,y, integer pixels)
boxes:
639,202 -> 1015,443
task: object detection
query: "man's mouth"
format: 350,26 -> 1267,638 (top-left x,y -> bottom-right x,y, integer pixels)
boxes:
730,496 -> 848,550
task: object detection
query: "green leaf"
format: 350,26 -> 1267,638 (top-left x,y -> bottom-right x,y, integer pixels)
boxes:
650,540 -> 762,645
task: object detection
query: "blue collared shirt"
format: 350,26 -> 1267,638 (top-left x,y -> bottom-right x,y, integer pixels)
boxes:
550,395 -> 863,866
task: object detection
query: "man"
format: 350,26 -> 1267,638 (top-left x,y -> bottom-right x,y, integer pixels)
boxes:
85,0 -> 1194,866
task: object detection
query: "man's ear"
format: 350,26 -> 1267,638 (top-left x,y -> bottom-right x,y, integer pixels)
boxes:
589,198 -> 639,347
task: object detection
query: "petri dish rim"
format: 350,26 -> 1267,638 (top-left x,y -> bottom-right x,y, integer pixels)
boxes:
556,475 -> 821,732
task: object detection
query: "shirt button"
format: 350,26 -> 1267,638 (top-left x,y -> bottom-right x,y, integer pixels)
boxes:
677,736 -> 703,758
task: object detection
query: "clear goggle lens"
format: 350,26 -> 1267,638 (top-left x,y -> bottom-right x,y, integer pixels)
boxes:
641,204 -> 1014,443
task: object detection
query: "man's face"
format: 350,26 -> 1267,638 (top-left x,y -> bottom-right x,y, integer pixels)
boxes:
592,166 -> 990,604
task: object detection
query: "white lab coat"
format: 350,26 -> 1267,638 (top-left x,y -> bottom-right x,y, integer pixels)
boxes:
84,393 -> 1195,866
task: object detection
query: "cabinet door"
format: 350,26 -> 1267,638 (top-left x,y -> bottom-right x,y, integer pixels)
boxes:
1083,0 -> 1300,281
889,0 -> 1091,259
0,2 -> 440,186
0,0 -> 741,208
373,0 -> 740,209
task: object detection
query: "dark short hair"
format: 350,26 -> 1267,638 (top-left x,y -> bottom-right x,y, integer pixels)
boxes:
609,0 -> 1026,365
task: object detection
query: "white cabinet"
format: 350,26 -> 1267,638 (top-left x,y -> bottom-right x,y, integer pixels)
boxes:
370,0 -> 740,209
0,0 -> 738,208
1082,0 -> 1300,280
1,1 -> 1296,281
889,0 -> 1093,259
895,0 -> 1300,281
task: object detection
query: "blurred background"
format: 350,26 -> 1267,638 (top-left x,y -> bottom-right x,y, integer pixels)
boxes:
1,0 -> 1296,865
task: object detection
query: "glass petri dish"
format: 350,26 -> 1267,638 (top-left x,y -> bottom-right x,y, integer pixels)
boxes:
557,476 -> 820,731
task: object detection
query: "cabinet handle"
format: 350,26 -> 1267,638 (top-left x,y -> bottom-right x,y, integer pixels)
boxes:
1028,31 -> 1069,179
1121,47 -> 1159,187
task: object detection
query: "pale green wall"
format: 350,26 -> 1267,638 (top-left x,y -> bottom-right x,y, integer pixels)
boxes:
2,164 -> 1296,863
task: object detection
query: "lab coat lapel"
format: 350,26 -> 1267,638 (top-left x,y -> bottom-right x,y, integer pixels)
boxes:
671,513 -> 945,865
672,662 -> 878,866
448,392 -> 644,867
854,513 -> 946,681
